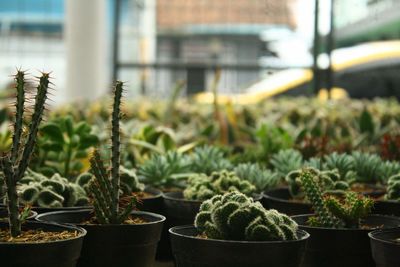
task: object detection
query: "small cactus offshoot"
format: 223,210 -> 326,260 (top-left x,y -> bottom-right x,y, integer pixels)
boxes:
385,174 -> 400,201
88,81 -> 137,224
195,191 -> 298,241
0,71 -> 50,237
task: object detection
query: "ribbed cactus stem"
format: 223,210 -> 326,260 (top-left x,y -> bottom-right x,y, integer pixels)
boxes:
2,157 -> 19,237
11,71 -> 25,162
111,81 -> 123,215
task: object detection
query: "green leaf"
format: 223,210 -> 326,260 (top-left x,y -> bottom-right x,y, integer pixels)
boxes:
41,123 -> 64,143
359,109 -> 374,134
64,117 -> 74,137
41,142 -> 63,152
78,134 -> 99,149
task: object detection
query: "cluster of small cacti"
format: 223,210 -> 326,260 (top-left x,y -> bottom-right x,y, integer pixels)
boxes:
195,191 -> 299,241
18,169 -> 88,208
286,167 -> 349,200
183,170 -> 256,201
299,168 -> 373,229
385,174 -> 400,201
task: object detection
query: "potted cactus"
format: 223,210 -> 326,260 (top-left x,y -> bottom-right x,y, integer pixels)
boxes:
0,71 -> 86,267
169,191 -> 309,267
373,173 -> 400,216
36,81 -> 165,267
292,168 -> 400,267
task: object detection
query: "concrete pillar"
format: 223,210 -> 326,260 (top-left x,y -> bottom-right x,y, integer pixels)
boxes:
65,0 -> 109,102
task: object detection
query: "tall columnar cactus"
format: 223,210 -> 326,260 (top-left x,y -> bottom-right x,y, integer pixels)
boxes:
195,192 -> 298,241
0,71 -> 49,237
88,81 -> 137,224
385,174 -> 400,201
299,168 -> 373,229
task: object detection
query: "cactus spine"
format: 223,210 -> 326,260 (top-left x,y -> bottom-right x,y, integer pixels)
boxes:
1,71 -> 49,237
88,81 -> 136,224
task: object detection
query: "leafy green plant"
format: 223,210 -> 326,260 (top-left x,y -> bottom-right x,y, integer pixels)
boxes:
385,174 -> 400,201
299,168 -> 373,229
36,116 -> 99,178
19,169 -> 88,208
188,145 -> 232,175
87,81 -> 137,224
183,170 -> 256,201
0,71 -> 49,236
270,149 -> 303,178
233,163 -> 280,192
195,191 -> 298,241
255,123 -> 294,159
138,151 -> 191,189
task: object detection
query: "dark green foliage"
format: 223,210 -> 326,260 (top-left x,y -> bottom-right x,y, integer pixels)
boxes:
189,145 -> 232,175
270,149 -> 303,178
234,163 -> 280,192
255,123 -> 294,159
119,166 -> 145,195
36,116 -> 99,178
183,170 -> 257,201
88,81 -> 137,224
138,151 -> 190,189
299,169 -> 373,229
195,191 -> 298,241
0,71 -> 49,236
19,169 -> 88,208
385,174 -> 400,201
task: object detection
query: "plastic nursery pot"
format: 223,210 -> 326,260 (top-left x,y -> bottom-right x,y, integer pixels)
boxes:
136,187 -> 163,214
32,205 -> 92,214
262,187 -> 312,215
0,208 -> 38,220
169,225 -> 309,267
36,209 -> 165,267
291,214 -> 400,267
0,221 -> 86,267
369,228 -> 400,267
373,200 -> 400,217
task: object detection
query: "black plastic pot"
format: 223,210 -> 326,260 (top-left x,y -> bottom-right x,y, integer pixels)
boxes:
292,214 -> 400,267
0,221 -> 86,267
373,200 -> 400,217
36,209 -> 165,267
262,188 -> 312,215
369,228 -> 400,267
169,225 -> 309,267
0,208 -> 37,220
137,187 -> 163,214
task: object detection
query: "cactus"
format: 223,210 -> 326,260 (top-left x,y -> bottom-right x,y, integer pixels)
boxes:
270,149 -> 303,178
87,81 -> 137,224
385,174 -> 400,201
323,152 -> 355,180
189,145 -> 232,175
194,191 -> 298,241
351,152 -> 383,184
183,170 -> 257,201
119,166 -> 145,195
233,163 -> 280,192
19,169 -> 89,208
299,168 -> 373,229
0,71 -> 49,237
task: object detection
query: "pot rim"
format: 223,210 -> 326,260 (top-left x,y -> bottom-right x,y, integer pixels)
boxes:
262,187 -> 311,206
0,220 -> 87,245
291,213 -> 400,231
36,208 -> 166,227
169,224 -> 309,244
368,228 -> 400,245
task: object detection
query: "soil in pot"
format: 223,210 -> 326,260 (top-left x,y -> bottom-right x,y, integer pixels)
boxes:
169,225 -> 309,267
36,209 -> 165,267
0,221 -> 86,267
262,187 -> 312,215
292,214 -> 400,267
369,228 -> 400,267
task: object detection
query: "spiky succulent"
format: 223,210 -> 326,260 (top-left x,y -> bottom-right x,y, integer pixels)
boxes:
270,149 -> 303,178
234,163 -> 280,192
189,145 -> 232,175
379,161 -> 400,184
323,152 -> 355,180
299,168 -> 373,229
351,152 -> 383,184
194,191 -> 298,241
183,170 -> 256,201
385,174 -> 400,201
138,151 -> 190,189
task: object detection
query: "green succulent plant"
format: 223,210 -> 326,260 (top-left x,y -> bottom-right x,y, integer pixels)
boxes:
119,166 -> 145,195
138,151 -> 191,189
36,116 -> 99,178
233,163 -> 280,192
351,152 -> 384,184
299,168 -> 373,229
195,191 -> 299,241
385,174 -> 400,201
323,152 -> 355,180
189,145 -> 232,175
183,170 -> 257,201
270,149 -> 303,178
379,161 -> 400,184
19,169 -> 88,208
